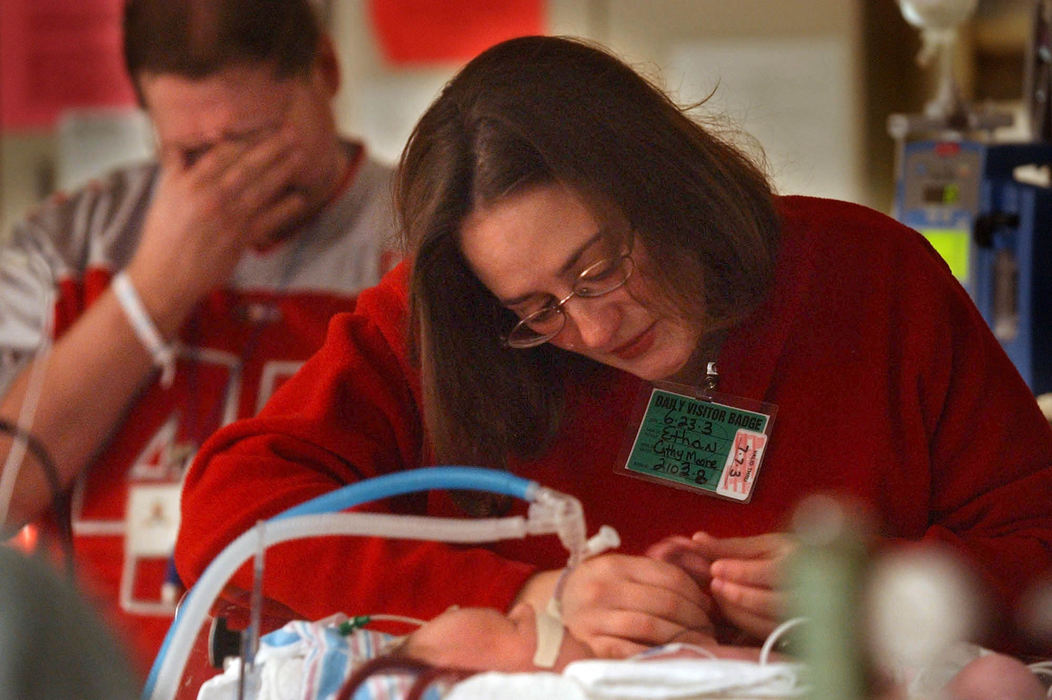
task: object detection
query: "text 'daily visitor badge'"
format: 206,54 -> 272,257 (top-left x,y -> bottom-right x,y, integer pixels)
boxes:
616,381 -> 776,502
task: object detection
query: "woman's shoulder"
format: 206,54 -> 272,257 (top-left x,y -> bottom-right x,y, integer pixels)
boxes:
324,261 -> 415,374
774,194 -> 950,274
354,261 -> 411,319
776,194 -> 914,238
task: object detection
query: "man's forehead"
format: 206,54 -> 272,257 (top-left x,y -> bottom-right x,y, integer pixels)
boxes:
143,68 -> 297,148
139,62 -> 294,100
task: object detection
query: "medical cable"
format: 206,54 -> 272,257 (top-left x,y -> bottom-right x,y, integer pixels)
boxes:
1027,660 -> 1052,698
235,521 -> 266,700
143,466 -> 604,700
146,465 -> 537,699
0,418 -> 73,575
0,419 -> 60,503
338,614 -> 428,635
0,246 -> 76,576
0,246 -> 56,528
147,511 -> 532,700
759,616 -> 807,666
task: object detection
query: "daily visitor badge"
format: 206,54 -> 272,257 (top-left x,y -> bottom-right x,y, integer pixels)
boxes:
616,380 -> 777,503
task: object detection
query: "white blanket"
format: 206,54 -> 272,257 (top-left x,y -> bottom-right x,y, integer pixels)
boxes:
195,618 -> 811,700
445,656 -> 806,700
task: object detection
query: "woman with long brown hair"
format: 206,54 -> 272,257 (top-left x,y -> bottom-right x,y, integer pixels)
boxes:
177,35 -> 1052,658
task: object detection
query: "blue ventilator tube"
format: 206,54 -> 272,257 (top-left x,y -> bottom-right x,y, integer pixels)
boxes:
275,466 -> 536,520
144,467 -> 540,699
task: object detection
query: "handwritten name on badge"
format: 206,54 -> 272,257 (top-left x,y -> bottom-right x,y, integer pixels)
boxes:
621,387 -> 771,502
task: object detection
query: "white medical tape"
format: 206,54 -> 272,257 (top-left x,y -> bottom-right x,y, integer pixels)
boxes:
532,597 -> 566,668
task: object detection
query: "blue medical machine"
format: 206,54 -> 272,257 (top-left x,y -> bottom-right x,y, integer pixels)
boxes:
890,0 -> 1052,396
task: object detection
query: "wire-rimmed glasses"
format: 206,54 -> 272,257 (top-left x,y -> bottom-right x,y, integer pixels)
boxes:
502,251 -> 634,349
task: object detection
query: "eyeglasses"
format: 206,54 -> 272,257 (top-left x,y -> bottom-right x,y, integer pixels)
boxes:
503,251 -> 635,349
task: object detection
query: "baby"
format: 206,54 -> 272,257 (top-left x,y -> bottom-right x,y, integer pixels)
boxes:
389,604 -> 1046,700
197,602 -> 1045,700
334,603 -> 804,700
395,601 -> 772,673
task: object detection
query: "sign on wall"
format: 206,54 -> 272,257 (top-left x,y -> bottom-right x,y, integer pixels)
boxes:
0,0 -> 135,130
368,0 -> 544,65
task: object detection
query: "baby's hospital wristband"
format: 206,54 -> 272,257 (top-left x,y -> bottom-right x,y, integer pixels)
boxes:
112,271 -> 177,388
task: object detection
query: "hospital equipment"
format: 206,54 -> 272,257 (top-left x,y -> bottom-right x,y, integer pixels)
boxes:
890,0 -> 1052,396
143,466 -> 618,700
149,471 -> 1052,700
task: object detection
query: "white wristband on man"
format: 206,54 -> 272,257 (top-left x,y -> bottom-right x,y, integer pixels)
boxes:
112,270 -> 177,388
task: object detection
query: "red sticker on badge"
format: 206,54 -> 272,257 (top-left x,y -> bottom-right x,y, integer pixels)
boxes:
716,430 -> 767,501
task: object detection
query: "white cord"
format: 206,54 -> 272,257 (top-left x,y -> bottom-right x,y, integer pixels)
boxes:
1027,660 -> 1052,698
759,616 -> 808,666
625,642 -> 718,661
363,613 -> 427,628
112,270 -> 176,388
0,248 -> 56,527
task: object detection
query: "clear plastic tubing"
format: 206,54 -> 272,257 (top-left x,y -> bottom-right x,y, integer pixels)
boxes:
144,467 -> 539,700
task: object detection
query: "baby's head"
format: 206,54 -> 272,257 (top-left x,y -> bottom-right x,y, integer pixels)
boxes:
396,603 -> 594,672
943,653 -> 1046,700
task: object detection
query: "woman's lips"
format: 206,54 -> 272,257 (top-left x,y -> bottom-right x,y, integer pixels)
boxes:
612,324 -> 656,360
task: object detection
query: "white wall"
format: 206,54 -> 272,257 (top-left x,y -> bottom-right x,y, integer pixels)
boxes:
599,0 -> 865,204
330,0 -> 867,204
0,0 -> 890,239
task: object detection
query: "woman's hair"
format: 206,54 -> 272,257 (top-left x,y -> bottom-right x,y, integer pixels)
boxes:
395,35 -> 780,489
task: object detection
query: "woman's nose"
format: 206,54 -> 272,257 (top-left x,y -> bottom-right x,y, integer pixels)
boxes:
562,297 -> 618,349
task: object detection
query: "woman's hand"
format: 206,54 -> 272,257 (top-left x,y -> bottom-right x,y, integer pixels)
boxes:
515,553 -> 715,659
649,531 -> 797,642
645,535 -> 713,586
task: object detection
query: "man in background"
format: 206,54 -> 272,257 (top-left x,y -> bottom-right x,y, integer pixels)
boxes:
0,0 -> 397,672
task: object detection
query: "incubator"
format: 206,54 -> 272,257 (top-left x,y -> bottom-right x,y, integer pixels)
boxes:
145,467 -> 621,700
141,468 -> 1049,700
144,467 -> 816,700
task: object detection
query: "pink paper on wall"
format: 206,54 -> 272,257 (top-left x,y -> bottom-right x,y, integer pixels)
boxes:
368,0 -> 545,65
0,0 -> 136,130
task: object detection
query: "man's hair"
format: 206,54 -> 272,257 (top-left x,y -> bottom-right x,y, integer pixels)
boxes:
396,35 -> 780,493
122,0 -> 321,98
